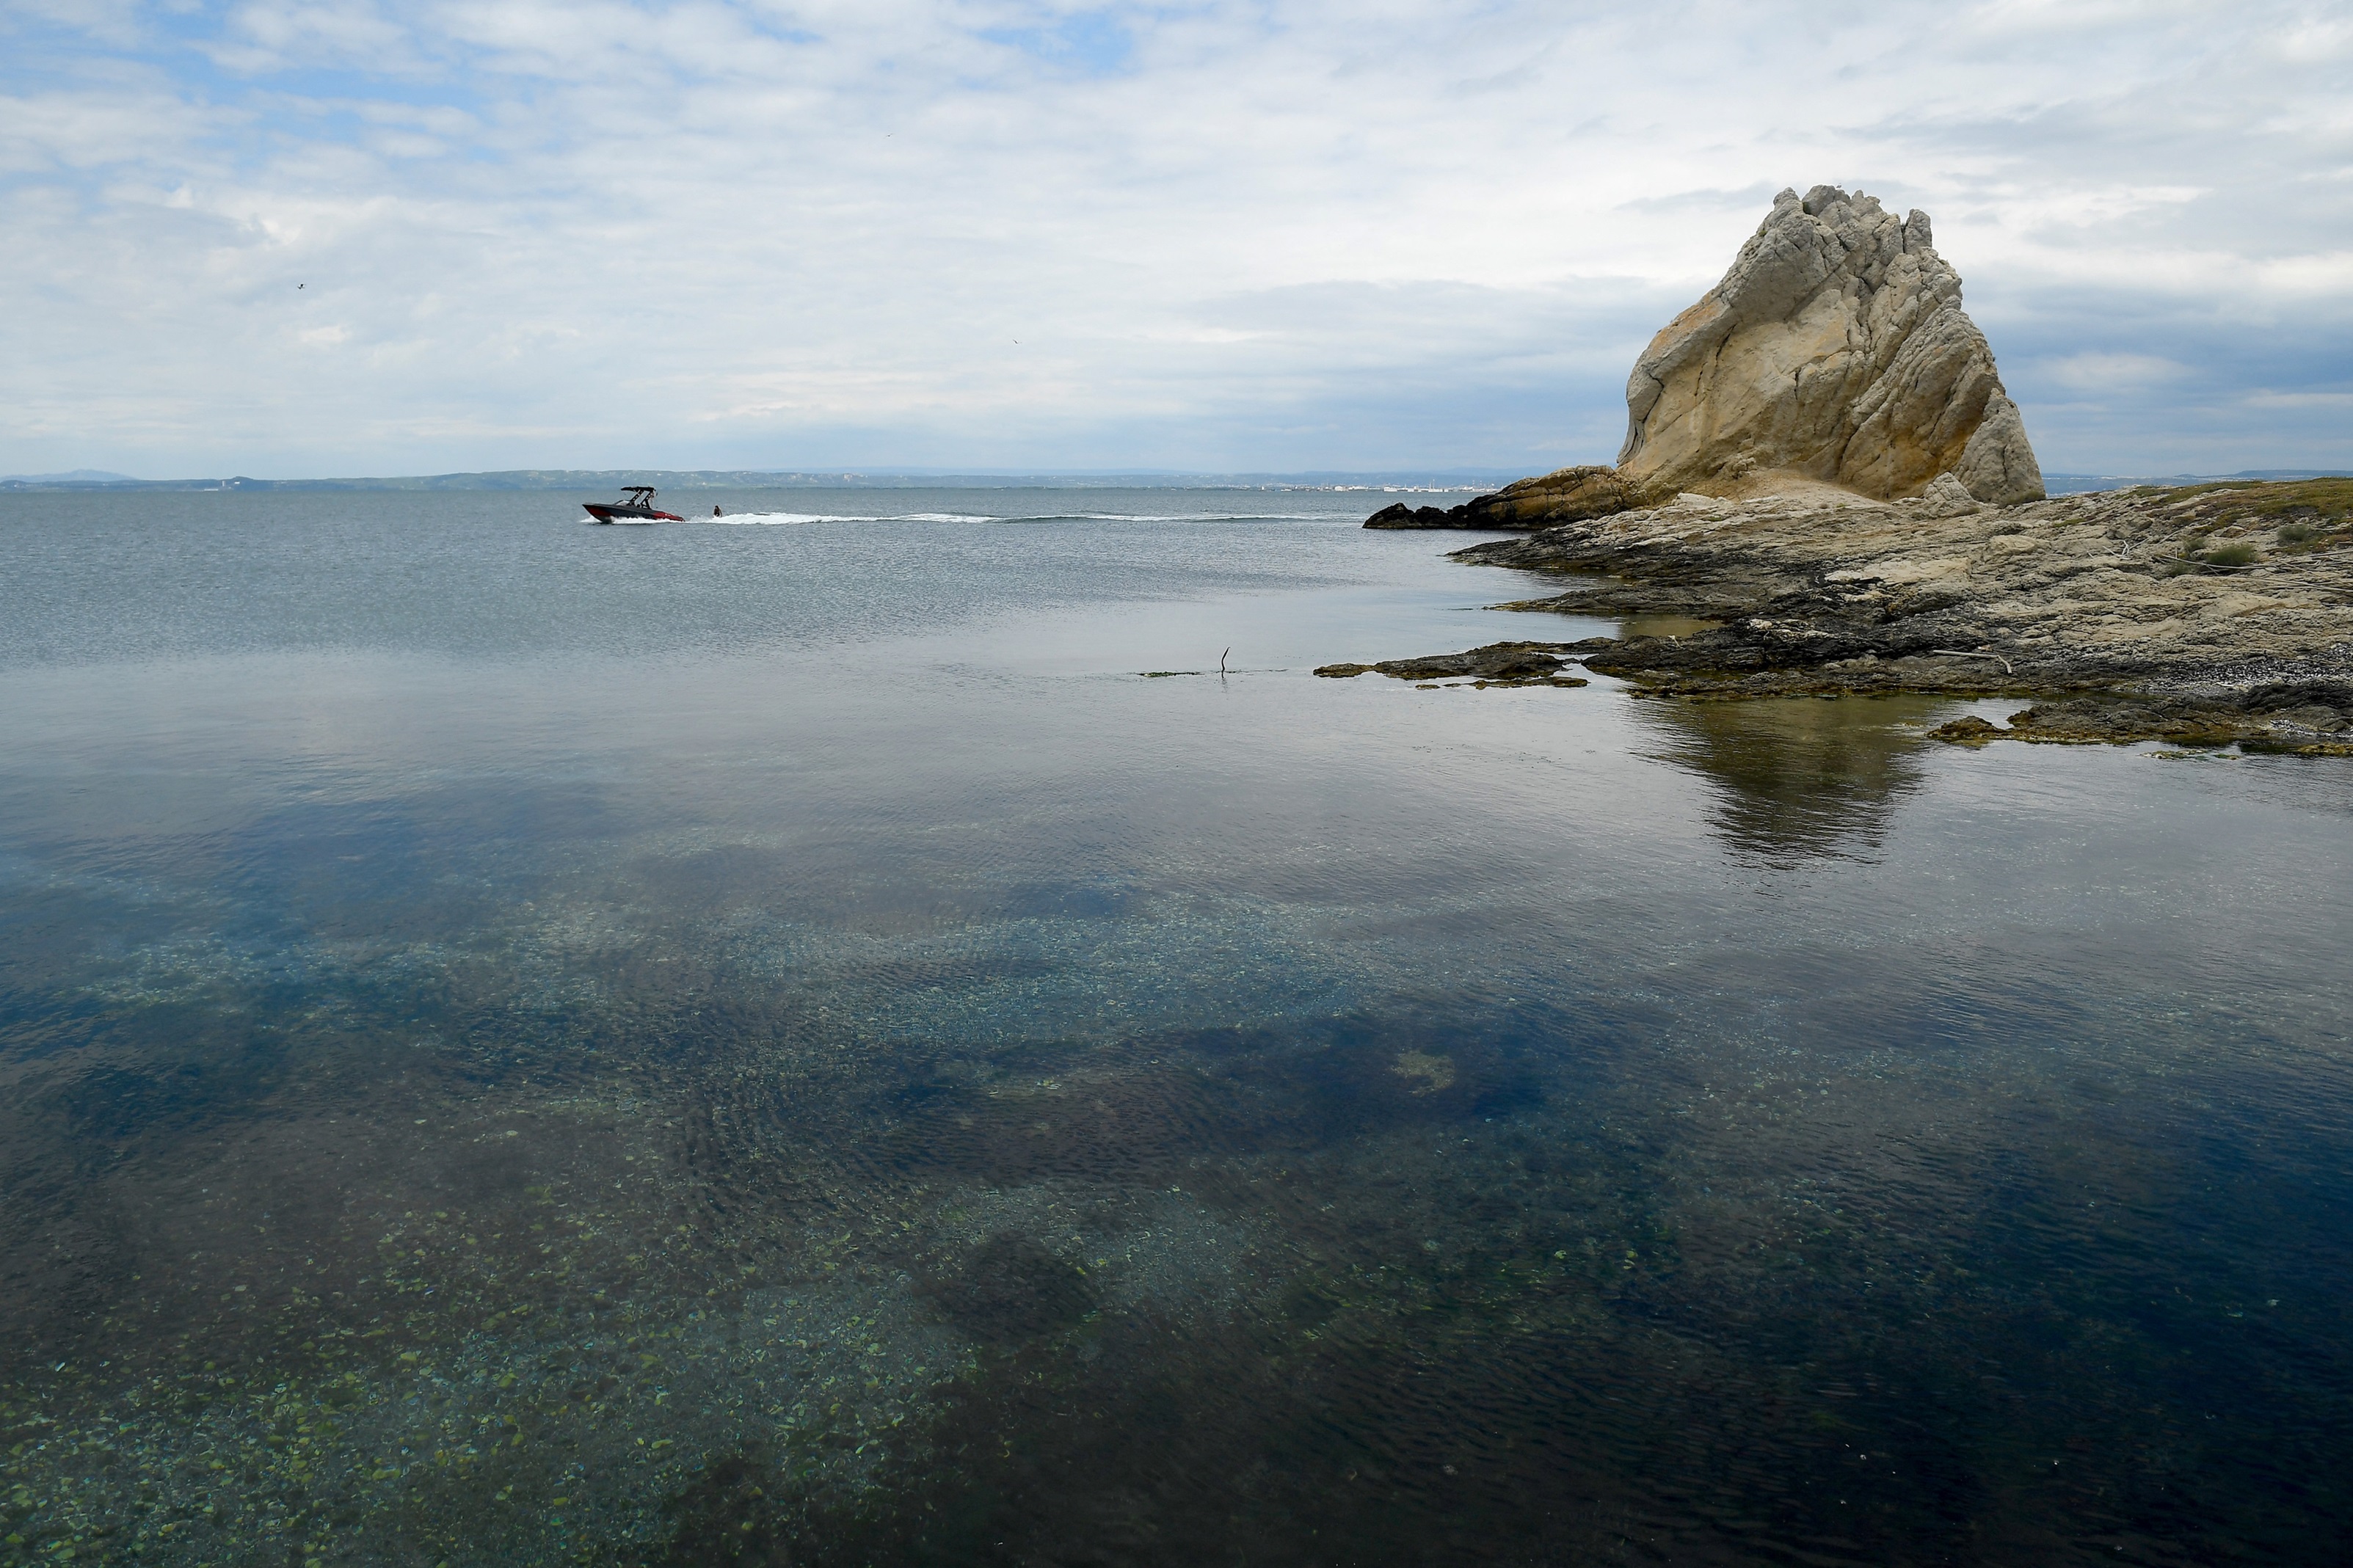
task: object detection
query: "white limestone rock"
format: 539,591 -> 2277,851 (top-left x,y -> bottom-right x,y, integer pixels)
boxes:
1918,473 -> 1984,517
1616,186 -> 2044,504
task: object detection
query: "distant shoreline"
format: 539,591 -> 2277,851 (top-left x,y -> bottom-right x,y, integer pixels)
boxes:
0,468 -> 1524,495
4,467 -> 2346,495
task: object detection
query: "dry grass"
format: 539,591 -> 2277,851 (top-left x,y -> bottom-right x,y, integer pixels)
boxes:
2145,478 -> 2353,559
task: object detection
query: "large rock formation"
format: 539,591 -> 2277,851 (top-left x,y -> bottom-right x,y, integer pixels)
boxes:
1618,185 -> 2043,504
1362,186 -> 2043,532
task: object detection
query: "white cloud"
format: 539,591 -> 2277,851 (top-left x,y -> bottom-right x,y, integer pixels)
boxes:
2041,352 -> 2193,392
204,1 -> 416,73
0,0 -> 2347,475
2242,390 -> 2353,410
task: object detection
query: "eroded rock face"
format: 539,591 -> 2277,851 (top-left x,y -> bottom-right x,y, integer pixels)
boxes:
1617,185 -> 2044,505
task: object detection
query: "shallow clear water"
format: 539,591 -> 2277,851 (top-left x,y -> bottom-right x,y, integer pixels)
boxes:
2,489 -> 2349,1566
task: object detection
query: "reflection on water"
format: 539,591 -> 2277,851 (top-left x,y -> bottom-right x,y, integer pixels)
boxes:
1635,694 -> 1946,864
1615,613 -> 1724,640
3,492 -> 2352,1566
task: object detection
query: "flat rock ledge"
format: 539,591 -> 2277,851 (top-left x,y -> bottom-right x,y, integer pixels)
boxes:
1359,478 -> 2353,750
1314,641 -> 1590,688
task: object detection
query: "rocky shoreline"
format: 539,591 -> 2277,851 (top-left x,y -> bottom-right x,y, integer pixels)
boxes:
1329,478 -> 2353,754
1332,184 -> 2349,752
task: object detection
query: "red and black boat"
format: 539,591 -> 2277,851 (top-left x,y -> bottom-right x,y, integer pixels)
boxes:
582,486 -> 685,523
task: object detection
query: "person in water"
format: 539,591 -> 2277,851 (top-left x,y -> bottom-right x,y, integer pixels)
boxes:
713,506 -> 724,517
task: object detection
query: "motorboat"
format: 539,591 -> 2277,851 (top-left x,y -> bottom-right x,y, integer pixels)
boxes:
582,486 -> 685,523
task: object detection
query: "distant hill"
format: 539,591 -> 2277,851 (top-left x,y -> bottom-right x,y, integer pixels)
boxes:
0,469 -> 137,484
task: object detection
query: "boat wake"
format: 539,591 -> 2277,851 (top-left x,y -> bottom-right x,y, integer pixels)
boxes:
711,511 -> 997,525
708,510 -> 1370,526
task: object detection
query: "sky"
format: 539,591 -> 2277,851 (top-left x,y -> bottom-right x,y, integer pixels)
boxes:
2,0 -> 2349,479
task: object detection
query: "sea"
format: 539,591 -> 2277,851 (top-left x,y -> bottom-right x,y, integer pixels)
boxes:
2,486 -> 2349,1566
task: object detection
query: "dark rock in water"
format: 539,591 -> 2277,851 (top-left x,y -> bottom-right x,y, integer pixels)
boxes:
1364,503 -> 1466,529
2000,685 -> 2353,750
930,1234 -> 1095,1342
1920,686 -> 2353,750
1314,641 -> 1593,685
1457,466 -> 1658,528
1927,715 -> 2002,745
1364,466 -> 1653,530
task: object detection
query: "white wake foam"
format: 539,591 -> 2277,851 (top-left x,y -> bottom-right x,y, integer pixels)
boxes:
704,508 -> 1367,526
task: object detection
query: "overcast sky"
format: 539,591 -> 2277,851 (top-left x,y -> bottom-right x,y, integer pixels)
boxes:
4,0 -> 2349,478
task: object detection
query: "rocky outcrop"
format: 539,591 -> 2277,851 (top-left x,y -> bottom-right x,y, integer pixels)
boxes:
1333,477 -> 2353,748
1364,466 -> 1657,530
1408,478 -> 2353,744
1617,185 -> 2043,504
1362,186 -> 2049,533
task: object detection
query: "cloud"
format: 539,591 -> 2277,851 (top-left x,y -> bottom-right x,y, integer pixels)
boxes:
203,1 -> 416,74
0,0 -> 2347,476
2040,352 -> 2193,393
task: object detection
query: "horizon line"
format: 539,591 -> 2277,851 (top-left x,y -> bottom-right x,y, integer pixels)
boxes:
6,464 -> 2350,495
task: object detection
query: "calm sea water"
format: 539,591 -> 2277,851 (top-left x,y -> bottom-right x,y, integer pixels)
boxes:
2,488 -> 2349,1567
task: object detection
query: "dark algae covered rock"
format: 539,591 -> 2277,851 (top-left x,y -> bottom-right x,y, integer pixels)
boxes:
1932,685 -> 2353,752
1315,641 -> 1592,686
1364,467 -> 1656,530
